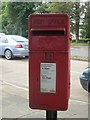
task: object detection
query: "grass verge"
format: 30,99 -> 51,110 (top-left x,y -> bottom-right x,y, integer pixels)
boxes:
70,42 -> 89,46
71,55 -> 89,62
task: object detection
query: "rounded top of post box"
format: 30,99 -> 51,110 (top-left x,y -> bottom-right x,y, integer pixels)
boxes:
29,13 -> 69,18
28,14 -> 70,29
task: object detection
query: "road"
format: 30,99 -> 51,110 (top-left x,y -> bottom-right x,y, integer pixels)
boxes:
71,46 -> 89,58
0,57 -> 89,118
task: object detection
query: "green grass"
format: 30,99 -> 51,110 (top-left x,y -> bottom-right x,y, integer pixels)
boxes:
70,42 -> 89,46
71,55 -> 89,62
79,38 -> 90,41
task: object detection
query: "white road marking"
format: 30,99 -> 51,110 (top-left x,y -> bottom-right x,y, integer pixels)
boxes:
2,81 -> 28,91
70,99 -> 88,104
1,80 -> 89,104
71,71 -> 81,74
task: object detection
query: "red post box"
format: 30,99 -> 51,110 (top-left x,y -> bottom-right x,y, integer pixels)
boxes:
28,14 -> 70,111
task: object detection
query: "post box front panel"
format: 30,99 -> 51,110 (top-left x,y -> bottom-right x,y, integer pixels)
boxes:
29,52 -> 70,110
31,36 -> 67,51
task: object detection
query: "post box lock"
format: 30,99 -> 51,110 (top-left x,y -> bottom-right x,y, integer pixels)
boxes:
45,52 -> 54,60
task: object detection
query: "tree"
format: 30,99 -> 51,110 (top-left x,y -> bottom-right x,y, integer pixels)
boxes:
1,2 -> 35,37
73,2 -> 80,42
0,2 -> 8,33
80,1 -> 90,39
34,2 -> 49,13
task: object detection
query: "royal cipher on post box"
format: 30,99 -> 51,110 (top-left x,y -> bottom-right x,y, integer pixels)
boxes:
28,14 -> 70,111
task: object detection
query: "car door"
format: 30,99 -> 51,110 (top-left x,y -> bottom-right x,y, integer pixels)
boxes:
0,36 -> 3,55
0,37 -> 8,55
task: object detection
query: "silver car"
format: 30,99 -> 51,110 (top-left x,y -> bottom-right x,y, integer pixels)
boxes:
0,35 -> 28,60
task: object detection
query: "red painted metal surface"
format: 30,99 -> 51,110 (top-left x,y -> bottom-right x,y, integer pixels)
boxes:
28,14 -> 70,110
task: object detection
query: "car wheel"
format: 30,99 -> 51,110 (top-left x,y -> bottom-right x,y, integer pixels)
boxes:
88,82 -> 90,92
4,50 -> 13,60
25,56 -> 28,58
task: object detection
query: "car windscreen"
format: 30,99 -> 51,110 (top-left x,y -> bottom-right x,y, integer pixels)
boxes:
10,36 -> 28,42
5,35 -> 16,43
83,68 -> 90,77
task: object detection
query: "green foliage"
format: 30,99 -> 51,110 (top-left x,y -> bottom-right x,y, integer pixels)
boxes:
0,2 -> 8,32
48,2 -> 74,14
80,2 -> 90,38
1,2 -> 35,37
79,38 -> 90,41
34,3 -> 49,13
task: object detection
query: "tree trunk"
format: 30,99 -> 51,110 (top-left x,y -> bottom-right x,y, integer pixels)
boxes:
75,2 -> 80,42
20,22 -> 23,36
86,1 -> 90,38
75,18 -> 79,42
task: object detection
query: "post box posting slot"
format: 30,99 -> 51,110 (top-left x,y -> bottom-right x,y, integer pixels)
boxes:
31,28 -> 65,36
